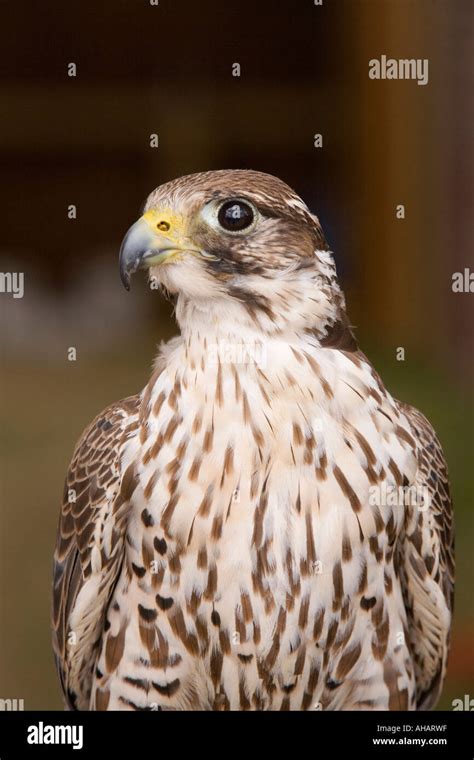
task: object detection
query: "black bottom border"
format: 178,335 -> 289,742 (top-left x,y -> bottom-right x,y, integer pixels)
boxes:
0,709 -> 471,757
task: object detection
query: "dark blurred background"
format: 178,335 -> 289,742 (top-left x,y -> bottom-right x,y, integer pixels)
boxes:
0,0 -> 472,710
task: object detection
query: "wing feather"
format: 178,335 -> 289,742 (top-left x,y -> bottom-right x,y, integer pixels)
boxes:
396,403 -> 455,709
51,395 -> 140,709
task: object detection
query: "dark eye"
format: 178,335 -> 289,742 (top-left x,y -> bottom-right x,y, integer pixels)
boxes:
217,200 -> 255,232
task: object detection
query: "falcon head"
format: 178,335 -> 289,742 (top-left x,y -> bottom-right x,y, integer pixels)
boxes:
119,170 -> 356,347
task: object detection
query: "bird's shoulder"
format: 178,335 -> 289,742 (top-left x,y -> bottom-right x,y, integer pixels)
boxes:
62,394 -> 141,530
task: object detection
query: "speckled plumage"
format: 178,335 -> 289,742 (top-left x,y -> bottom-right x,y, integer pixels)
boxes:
52,170 -> 454,711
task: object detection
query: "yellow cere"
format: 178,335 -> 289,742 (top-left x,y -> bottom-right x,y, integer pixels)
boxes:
142,209 -> 187,243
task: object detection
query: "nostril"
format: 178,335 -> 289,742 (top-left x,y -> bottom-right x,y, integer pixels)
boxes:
157,221 -> 170,232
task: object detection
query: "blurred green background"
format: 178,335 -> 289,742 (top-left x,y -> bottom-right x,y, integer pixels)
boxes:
0,0 -> 472,710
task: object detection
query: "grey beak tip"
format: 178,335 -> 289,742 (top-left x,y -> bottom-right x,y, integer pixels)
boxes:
119,216 -> 157,291
119,264 -> 131,291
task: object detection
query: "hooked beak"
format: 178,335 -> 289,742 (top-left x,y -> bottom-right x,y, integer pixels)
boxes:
119,213 -> 189,291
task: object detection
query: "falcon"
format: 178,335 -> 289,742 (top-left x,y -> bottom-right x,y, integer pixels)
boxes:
52,170 -> 454,711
